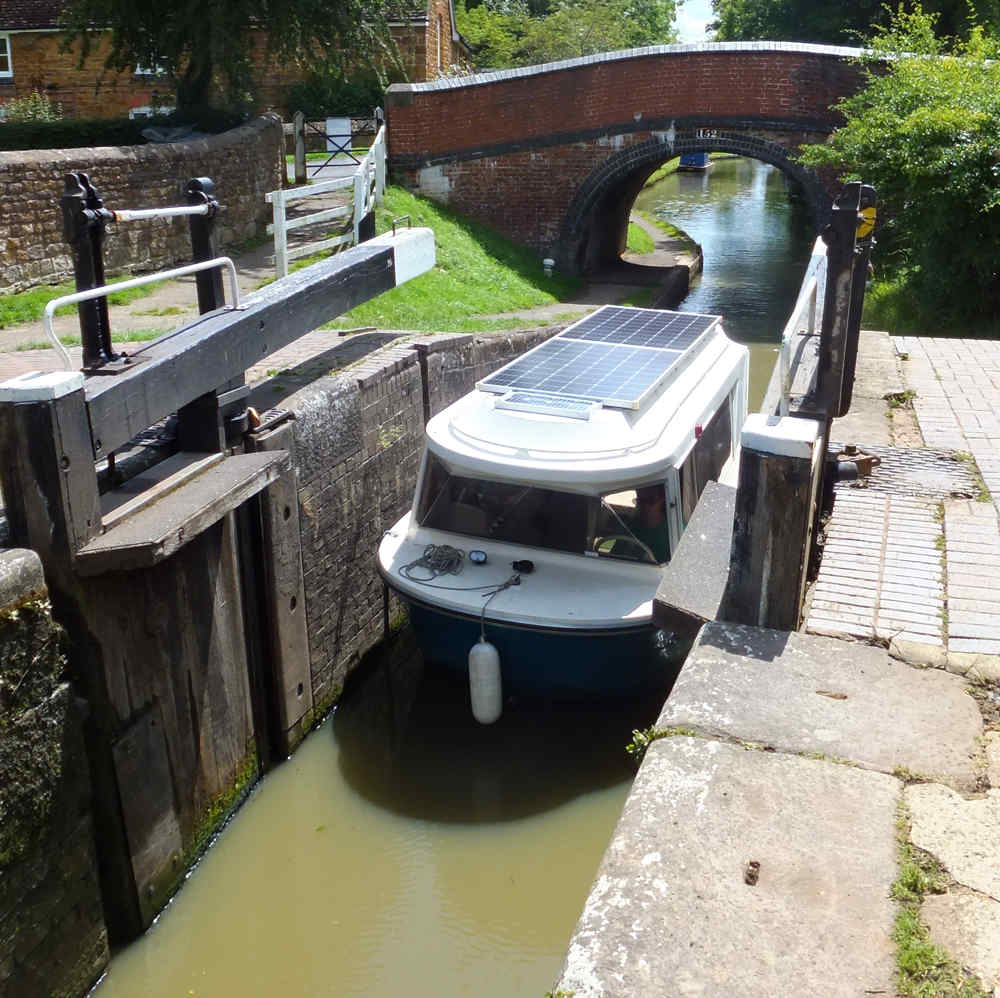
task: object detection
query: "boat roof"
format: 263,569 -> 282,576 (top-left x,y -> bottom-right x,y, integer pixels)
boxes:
426,305 -> 749,492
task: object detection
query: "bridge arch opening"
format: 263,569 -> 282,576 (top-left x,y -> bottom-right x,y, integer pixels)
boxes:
555,132 -> 829,278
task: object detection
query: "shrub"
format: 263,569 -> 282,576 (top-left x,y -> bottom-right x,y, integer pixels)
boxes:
1,90 -> 62,123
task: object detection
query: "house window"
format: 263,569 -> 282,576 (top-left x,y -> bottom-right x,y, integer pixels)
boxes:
0,35 -> 13,79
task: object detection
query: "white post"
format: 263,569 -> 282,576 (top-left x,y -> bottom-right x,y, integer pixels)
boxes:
374,128 -> 386,205
353,171 -> 364,246
273,192 -> 289,279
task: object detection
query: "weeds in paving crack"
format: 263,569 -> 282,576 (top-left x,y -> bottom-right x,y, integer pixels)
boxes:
886,389 -> 917,409
625,726 -> 697,763
953,452 -> 991,503
892,805 -> 990,997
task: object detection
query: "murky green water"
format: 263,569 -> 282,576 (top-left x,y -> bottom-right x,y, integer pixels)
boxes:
93,659 -> 661,998
92,156 -> 811,998
634,156 -> 816,409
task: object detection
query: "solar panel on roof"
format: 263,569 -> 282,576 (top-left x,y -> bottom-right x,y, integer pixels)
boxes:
557,305 -> 720,351
479,338 -> 683,410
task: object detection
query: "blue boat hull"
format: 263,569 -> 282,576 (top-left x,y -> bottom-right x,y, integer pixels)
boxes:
405,598 -> 672,700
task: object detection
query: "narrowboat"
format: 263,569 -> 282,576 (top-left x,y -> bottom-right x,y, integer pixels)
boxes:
377,305 -> 748,720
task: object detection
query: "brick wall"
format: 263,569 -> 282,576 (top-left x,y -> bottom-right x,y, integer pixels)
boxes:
0,114 -> 283,293
0,550 -> 109,998
386,45 -> 863,158
286,328 -> 556,708
0,31 -> 167,120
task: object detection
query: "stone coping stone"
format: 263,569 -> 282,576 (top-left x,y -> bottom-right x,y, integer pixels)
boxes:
0,548 -> 46,610
923,891 -> 1000,996
556,737 -> 898,998
657,621 -> 982,790
906,785 -> 1000,899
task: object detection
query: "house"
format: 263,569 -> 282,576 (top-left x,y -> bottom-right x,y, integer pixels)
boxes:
0,0 -> 468,120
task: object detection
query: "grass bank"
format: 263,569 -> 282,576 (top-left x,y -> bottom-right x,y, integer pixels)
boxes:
325,187 -> 582,333
0,278 -> 161,329
865,271 -> 1000,338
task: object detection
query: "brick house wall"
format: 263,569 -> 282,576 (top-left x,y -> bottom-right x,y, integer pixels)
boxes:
0,1 -> 468,119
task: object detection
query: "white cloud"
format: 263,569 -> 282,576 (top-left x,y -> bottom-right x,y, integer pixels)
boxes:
676,0 -> 713,42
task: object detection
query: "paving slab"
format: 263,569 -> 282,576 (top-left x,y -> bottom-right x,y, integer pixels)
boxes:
923,891 -> 1000,997
556,737 -> 899,998
907,785 -> 1000,899
658,622 -> 982,789
987,732 -> 1000,789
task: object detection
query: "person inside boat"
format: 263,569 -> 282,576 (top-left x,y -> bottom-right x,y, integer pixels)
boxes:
628,485 -> 670,563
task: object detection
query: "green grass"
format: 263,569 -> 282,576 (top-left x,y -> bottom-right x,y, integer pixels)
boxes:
0,278 -> 163,329
866,272 -> 1000,338
632,208 -> 699,254
285,149 -> 370,163
322,187 -> 582,333
892,808 -> 990,998
626,222 -> 656,255
15,327 -> 168,351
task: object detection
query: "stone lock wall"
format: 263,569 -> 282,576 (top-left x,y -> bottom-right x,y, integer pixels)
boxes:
0,114 -> 284,293
0,549 -> 109,998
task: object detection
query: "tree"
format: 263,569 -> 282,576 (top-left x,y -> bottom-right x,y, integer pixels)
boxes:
798,9 -> 1000,325
710,0 -> 1000,44
61,0 -> 397,114
457,0 -> 678,68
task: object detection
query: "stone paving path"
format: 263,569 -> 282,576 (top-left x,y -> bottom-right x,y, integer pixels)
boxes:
898,335 -> 1000,511
805,332 -> 1000,660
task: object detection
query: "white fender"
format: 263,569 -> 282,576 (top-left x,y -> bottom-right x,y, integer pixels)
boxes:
468,640 -> 502,724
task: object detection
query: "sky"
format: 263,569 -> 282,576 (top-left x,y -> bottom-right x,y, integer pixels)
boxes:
676,0 -> 714,42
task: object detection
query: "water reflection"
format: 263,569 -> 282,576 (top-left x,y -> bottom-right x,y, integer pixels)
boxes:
634,156 -> 816,345
334,630 -> 665,824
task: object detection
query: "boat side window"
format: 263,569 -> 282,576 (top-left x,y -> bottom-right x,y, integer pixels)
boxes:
594,487 -> 668,565
679,395 -> 733,525
416,453 -> 590,554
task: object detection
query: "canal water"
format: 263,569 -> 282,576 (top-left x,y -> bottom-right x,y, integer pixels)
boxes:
634,155 -> 816,408
92,157 -> 815,998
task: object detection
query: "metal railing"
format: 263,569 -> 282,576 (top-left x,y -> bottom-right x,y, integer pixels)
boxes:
760,236 -> 828,416
266,123 -> 386,279
42,258 -> 241,370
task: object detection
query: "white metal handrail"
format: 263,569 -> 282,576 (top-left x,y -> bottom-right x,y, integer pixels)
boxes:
109,204 -> 212,223
768,236 -> 827,416
43,256 -> 241,370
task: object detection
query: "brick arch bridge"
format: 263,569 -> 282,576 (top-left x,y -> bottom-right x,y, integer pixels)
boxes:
385,42 -> 864,274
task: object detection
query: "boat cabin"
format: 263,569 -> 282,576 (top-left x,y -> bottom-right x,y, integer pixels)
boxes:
412,305 -> 748,564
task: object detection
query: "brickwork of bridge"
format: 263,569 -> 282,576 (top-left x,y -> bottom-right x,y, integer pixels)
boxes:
385,42 -> 865,274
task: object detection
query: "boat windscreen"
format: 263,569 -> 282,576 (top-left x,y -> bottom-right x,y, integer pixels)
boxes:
416,454 -> 664,564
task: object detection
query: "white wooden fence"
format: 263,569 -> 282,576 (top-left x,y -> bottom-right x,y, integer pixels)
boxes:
265,124 -> 386,279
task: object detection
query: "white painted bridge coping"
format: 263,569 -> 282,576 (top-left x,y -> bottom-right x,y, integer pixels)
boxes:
386,42 -> 866,94
741,412 -> 822,460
